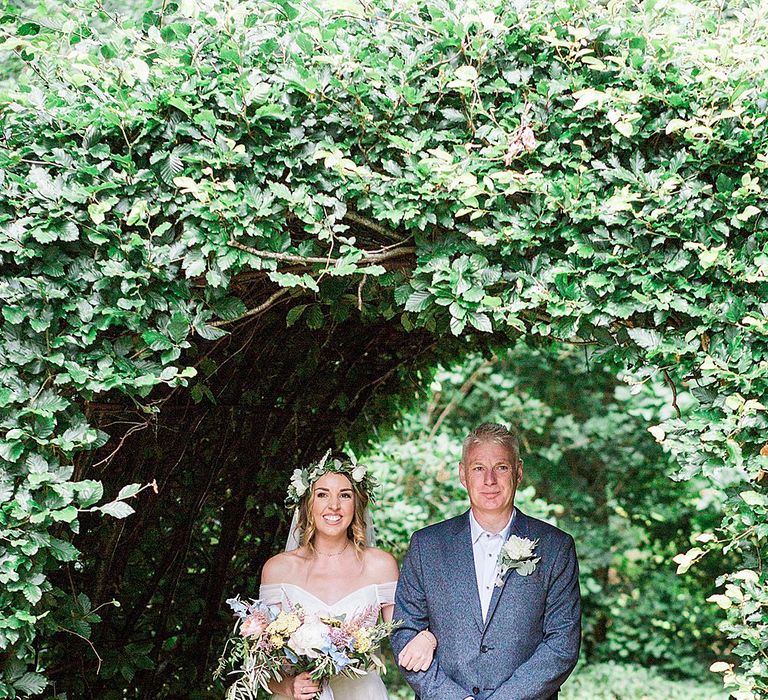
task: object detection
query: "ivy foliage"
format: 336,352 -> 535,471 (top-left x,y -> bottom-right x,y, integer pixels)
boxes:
1,0 -> 768,697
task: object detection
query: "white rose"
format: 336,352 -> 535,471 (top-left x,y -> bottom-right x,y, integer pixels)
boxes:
503,535 -> 536,560
287,620 -> 329,659
351,464 -> 367,482
290,470 -> 307,496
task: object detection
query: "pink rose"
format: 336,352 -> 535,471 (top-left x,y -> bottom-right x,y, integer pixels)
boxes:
240,613 -> 267,638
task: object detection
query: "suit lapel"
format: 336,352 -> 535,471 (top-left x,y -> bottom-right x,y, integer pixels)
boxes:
452,511 -> 484,632
483,509 -> 529,631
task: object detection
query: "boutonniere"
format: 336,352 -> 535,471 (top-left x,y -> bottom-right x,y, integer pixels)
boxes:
495,535 -> 540,586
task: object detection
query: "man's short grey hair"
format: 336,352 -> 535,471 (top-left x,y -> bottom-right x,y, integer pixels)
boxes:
462,423 -> 519,463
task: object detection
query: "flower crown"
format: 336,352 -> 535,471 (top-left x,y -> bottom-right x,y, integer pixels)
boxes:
285,449 -> 377,510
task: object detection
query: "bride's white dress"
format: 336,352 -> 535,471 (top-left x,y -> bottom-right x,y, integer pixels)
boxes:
259,582 -> 396,700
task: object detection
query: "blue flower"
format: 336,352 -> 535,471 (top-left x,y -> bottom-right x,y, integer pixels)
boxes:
226,596 -> 248,619
322,641 -> 351,671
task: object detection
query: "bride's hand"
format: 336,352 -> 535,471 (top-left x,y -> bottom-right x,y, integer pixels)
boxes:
281,671 -> 320,699
398,629 -> 437,672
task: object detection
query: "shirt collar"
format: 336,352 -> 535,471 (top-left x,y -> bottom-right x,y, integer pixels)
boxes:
469,508 -> 515,544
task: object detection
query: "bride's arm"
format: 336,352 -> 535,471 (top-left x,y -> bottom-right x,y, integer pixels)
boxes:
381,602 -> 394,623
366,550 -> 400,628
260,555 -> 320,698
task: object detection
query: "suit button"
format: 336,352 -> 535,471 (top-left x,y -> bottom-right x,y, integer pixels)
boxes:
473,687 -> 480,694
480,645 -> 488,653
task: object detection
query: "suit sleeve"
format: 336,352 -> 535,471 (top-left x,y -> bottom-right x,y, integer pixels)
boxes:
486,535 -> 581,700
392,531 -> 471,700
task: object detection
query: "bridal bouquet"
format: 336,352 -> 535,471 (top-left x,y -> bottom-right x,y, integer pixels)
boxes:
214,596 -> 286,699
215,596 -> 398,700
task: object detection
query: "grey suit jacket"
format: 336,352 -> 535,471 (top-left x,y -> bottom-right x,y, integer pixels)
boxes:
392,509 -> 581,700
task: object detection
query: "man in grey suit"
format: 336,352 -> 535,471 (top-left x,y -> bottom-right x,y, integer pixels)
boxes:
392,423 -> 581,700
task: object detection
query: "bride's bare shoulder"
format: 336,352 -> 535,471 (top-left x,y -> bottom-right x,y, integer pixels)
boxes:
261,550 -> 305,583
363,547 -> 399,581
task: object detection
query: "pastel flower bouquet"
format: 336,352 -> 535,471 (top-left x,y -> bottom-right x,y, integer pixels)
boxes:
214,596 -> 397,699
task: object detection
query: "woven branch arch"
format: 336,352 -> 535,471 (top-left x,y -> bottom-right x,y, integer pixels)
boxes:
1,0 -> 767,696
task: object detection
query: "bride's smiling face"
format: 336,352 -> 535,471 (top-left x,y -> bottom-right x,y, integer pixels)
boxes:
310,472 -> 355,537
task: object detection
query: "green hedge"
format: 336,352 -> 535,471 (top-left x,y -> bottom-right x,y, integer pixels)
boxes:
560,662 -> 726,700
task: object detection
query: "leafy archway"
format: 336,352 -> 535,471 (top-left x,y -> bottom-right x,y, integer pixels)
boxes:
1,0 -> 767,697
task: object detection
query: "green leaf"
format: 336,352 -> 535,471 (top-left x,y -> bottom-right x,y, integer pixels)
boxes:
404,290 -> 432,312
28,166 -> 62,200
740,491 -> 766,507
167,96 -> 193,116
626,328 -> 662,351
51,506 -> 78,523
160,153 -> 184,185
18,22 -> 41,36
305,305 -> 324,329
167,313 -> 190,343
48,538 -> 79,562
75,480 -> 103,507
454,65 -> 478,82
211,297 -> 247,321
87,197 -> 117,225
673,547 -> 705,575
13,672 -> 47,695
273,0 -> 299,20
142,331 -> 173,351
572,89 -> 607,110
1,306 -> 26,324
665,118 -> 689,134
117,483 -> 142,500
468,312 -> 492,333
0,440 -> 24,462
195,323 -> 227,341
99,501 -> 136,519
183,250 -> 207,277
22,584 -> 42,605
160,367 -> 178,381
449,316 -> 466,336
286,304 -> 307,327
32,390 -> 69,415
77,592 -> 92,614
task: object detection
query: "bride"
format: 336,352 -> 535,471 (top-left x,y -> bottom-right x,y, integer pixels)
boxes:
259,451 -> 436,699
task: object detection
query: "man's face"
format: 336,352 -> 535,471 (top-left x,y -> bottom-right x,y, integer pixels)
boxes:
459,441 -> 522,519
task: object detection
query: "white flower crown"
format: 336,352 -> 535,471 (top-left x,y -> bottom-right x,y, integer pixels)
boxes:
285,449 -> 377,509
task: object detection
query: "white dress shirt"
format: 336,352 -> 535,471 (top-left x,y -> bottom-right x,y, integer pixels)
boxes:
469,508 -> 515,622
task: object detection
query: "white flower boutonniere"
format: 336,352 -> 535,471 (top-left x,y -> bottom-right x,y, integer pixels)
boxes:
495,535 -> 541,586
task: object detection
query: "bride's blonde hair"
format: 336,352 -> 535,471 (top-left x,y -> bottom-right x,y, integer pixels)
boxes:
296,468 -> 370,554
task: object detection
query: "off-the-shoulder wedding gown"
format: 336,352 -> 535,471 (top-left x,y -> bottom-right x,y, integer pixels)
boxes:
259,582 -> 396,700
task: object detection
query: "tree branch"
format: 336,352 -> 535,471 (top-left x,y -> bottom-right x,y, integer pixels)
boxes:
428,356 -> 497,439
55,626 -> 104,675
663,368 -> 682,418
343,211 -> 406,242
227,238 -> 416,265
210,288 -> 291,327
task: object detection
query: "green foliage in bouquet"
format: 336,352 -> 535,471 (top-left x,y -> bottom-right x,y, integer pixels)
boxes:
1,0 -> 767,697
